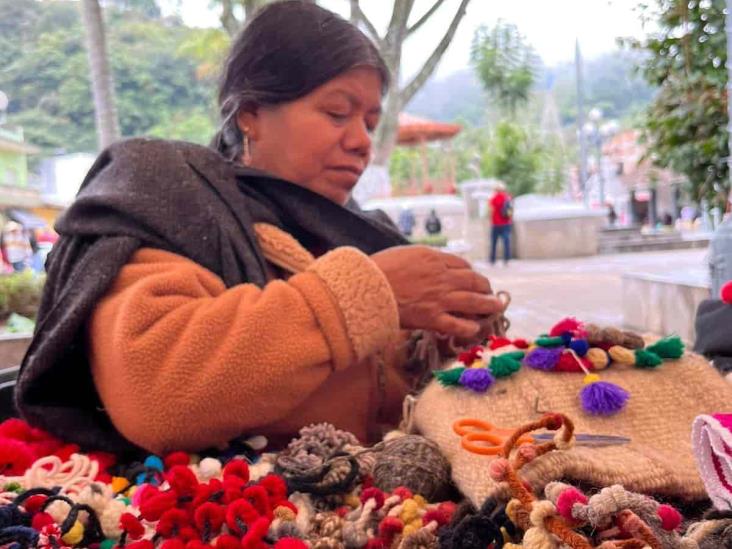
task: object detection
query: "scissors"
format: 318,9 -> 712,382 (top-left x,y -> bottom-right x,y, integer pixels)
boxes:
453,418 -> 631,456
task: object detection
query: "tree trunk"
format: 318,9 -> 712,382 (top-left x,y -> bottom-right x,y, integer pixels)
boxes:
80,0 -> 120,150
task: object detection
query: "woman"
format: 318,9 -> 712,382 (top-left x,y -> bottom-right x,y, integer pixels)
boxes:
16,1 -> 503,455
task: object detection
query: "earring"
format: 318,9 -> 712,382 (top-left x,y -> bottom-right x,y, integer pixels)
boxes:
242,127 -> 252,166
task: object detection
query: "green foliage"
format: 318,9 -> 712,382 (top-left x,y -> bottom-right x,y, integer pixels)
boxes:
627,0 -> 729,207
0,272 -> 45,321
481,121 -> 544,196
1,0 -> 217,153
470,21 -> 538,116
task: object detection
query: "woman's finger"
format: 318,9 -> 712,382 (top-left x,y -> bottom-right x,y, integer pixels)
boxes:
447,269 -> 493,294
430,313 -> 481,339
441,292 -> 505,316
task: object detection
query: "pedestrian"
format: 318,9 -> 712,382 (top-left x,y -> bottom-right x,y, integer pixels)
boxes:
489,181 -> 513,266
398,206 -> 415,237
1,221 -> 31,272
425,208 -> 442,235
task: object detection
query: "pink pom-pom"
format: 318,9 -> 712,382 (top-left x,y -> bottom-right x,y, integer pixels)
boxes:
556,488 -> 588,522
722,281 -> 732,304
657,504 -> 682,531
550,317 -> 583,337
488,458 -> 510,482
517,445 -> 538,463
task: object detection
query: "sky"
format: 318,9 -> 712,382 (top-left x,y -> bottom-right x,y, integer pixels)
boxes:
160,0 -> 650,80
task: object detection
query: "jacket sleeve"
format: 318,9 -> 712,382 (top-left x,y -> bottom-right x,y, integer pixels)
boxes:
88,247 -> 398,454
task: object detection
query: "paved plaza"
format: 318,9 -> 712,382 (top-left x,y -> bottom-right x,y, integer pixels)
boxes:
474,248 -> 709,338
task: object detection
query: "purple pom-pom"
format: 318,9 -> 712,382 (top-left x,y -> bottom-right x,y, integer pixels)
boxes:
458,368 -> 495,392
523,347 -> 562,371
580,380 -> 629,415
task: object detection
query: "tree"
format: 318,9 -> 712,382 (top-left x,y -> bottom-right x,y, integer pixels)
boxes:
481,121 -> 543,196
627,0 -> 728,207
470,21 -> 538,117
80,0 -> 121,150
350,0 -> 472,166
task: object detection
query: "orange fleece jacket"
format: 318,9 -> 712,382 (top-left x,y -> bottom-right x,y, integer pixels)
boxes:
88,232 -> 413,454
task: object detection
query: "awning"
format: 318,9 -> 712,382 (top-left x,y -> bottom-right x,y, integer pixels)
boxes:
6,208 -> 48,229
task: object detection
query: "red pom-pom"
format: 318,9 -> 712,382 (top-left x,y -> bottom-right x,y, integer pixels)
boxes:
259,474 -> 287,503
364,540 -> 385,549
159,540 -> 186,549
275,500 -> 298,515
139,490 -> 178,522
225,500 -> 259,535
273,539 -> 308,549
554,352 -> 589,373
215,535 -> 243,549
0,438 -> 35,475
423,509 -> 450,527
378,517 -> 404,540
555,488 -> 588,522
242,485 -> 271,518
550,317 -> 583,337
241,517 -> 270,549
24,494 -> 47,515
166,466 -> 199,498
335,506 -> 350,517
722,281 -> 732,304
194,502 -> 225,534
457,346 -> 483,365
179,526 -> 199,542
164,452 -> 190,470
360,487 -> 385,510
657,504 -> 682,531
157,509 -> 191,538
512,338 -> 530,349
120,512 -> 145,539
126,542 -> 154,549
0,419 -> 36,441
53,443 -> 80,462
31,512 -> 54,531
223,459 -> 250,483
437,501 -> 457,521
185,542 -> 210,549
392,487 -> 413,501
489,336 -> 512,350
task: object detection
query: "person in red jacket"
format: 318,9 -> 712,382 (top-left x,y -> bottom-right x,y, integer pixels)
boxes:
489,181 -> 513,265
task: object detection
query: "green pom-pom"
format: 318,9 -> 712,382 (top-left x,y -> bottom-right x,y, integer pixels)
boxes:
634,349 -> 663,368
434,367 -> 465,386
502,351 -> 526,361
645,335 -> 684,359
489,355 -> 522,378
101,540 -> 116,549
3,482 -> 22,493
535,336 -> 564,348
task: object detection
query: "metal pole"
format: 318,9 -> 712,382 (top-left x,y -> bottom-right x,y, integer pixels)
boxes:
576,40 -> 588,204
597,132 -> 605,205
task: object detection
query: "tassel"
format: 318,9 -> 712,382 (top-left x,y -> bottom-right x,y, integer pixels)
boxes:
523,347 -> 562,371
634,349 -> 662,368
580,374 -> 629,415
489,355 -> 522,378
645,335 -> 684,359
434,367 -> 465,386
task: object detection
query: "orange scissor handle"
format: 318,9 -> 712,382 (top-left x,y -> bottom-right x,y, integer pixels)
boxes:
453,418 -> 534,456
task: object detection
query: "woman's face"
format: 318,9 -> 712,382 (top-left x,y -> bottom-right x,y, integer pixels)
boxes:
238,67 -> 382,205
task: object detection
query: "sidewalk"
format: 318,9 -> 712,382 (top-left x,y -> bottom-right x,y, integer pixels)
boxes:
473,249 -> 709,338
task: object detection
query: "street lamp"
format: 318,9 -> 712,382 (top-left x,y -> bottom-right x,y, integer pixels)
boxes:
582,108 -> 618,205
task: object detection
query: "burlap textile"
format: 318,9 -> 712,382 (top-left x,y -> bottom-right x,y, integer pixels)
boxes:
413,351 -> 732,506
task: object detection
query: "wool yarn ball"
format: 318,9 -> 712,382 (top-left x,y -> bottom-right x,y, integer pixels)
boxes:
372,435 -> 451,501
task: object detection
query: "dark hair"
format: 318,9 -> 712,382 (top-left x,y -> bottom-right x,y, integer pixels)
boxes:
213,0 -> 389,162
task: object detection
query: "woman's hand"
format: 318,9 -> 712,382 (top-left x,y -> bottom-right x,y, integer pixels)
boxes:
371,246 -> 504,339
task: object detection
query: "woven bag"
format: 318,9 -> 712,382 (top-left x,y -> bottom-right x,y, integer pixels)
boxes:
413,350 -> 732,506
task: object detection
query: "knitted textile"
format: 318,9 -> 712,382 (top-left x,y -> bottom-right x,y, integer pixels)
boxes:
414,350 -> 732,506
692,414 -> 732,510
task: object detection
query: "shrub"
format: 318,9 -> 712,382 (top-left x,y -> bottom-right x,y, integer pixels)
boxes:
0,272 -> 45,321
